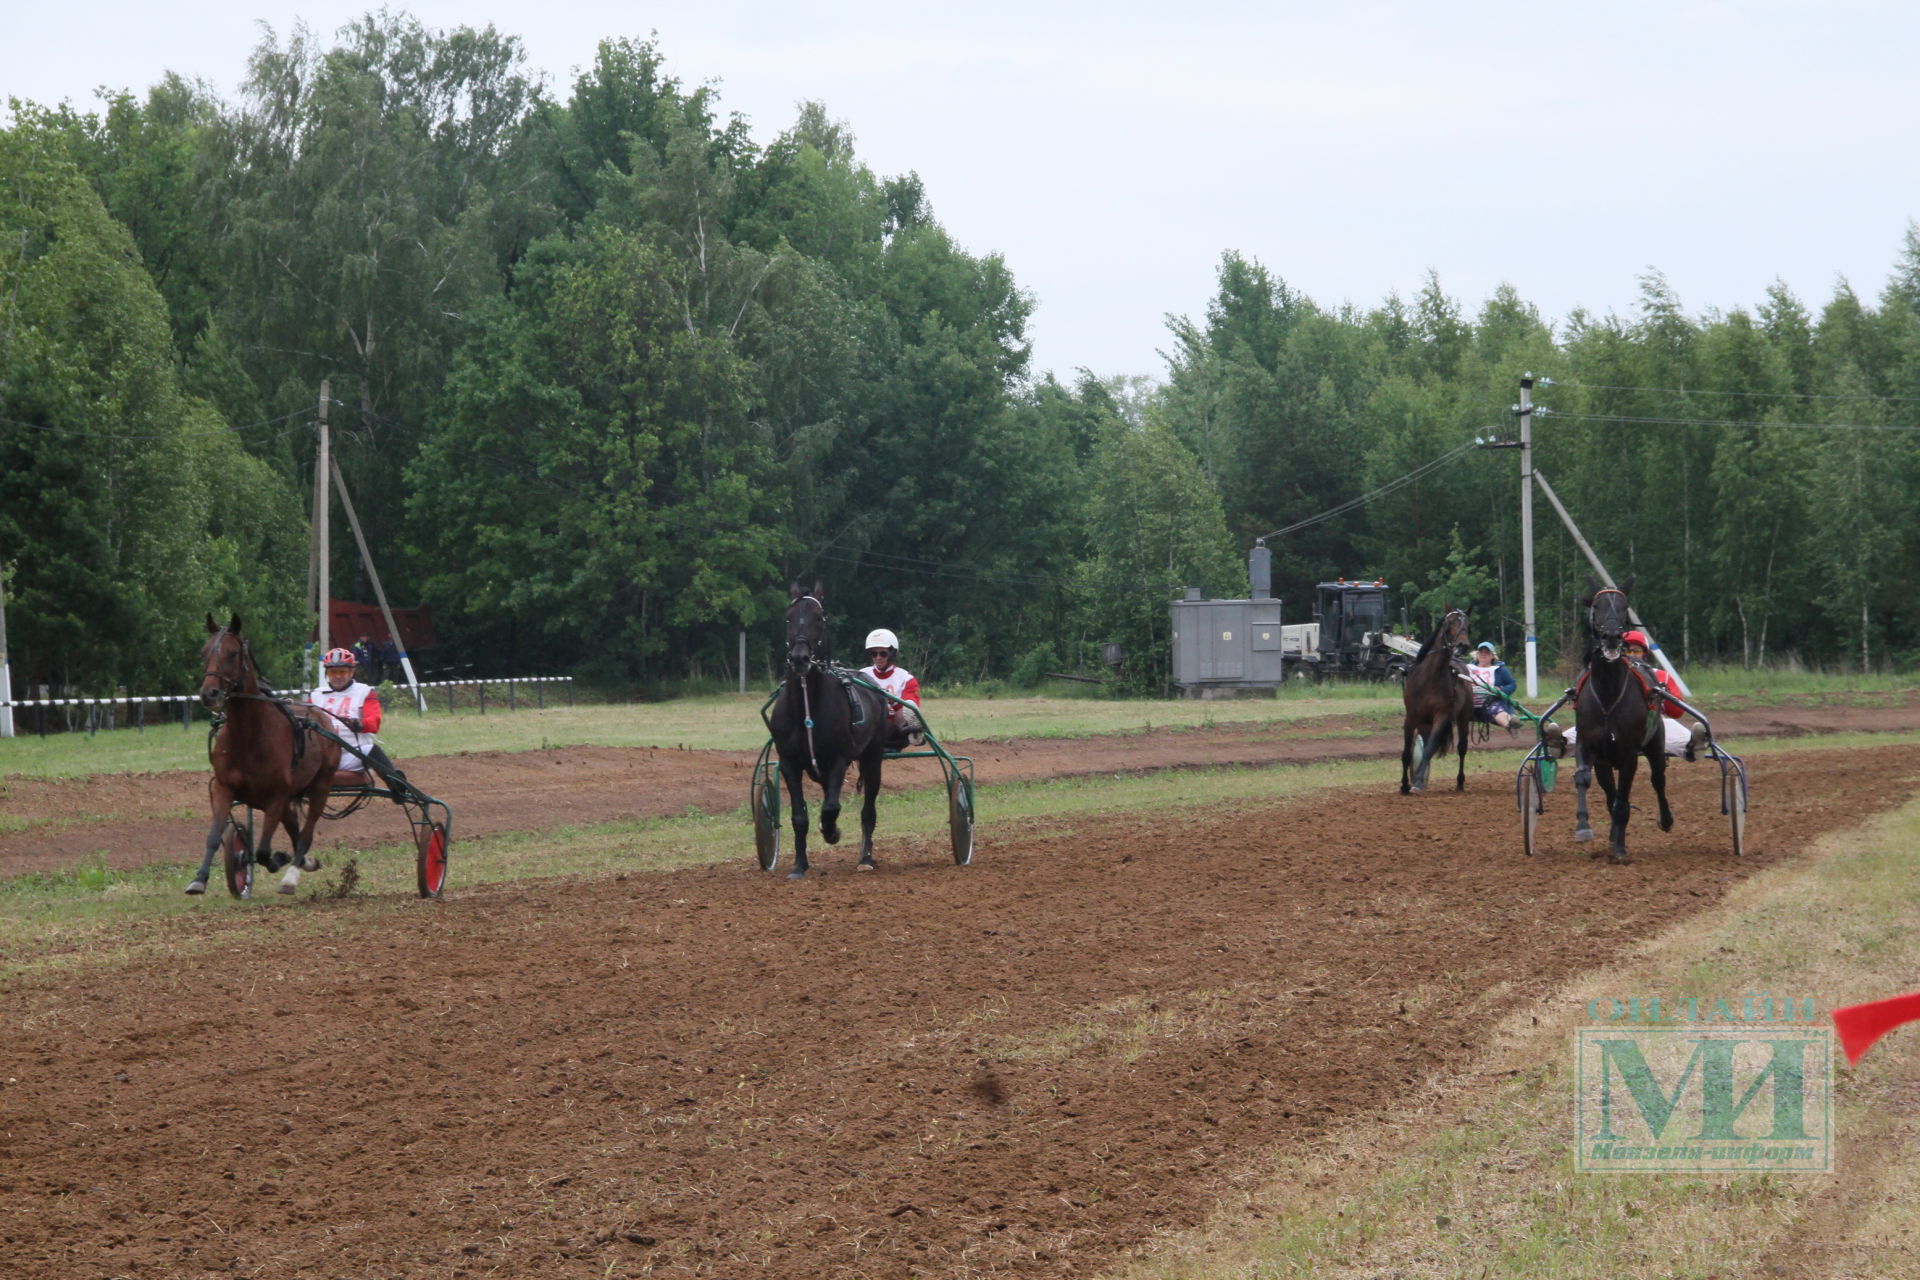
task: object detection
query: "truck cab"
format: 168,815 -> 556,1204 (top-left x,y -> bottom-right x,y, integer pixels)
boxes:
1313,580 -> 1391,673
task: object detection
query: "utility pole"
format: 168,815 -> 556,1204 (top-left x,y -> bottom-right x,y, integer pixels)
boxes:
1475,375 -> 1539,697
1518,374 -> 1539,698
1529,469 -> 1691,697
316,381 -> 332,684
0,559 -> 14,739
328,454 -> 426,713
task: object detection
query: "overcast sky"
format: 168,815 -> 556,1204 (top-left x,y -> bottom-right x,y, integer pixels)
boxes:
7,1 -> 1916,383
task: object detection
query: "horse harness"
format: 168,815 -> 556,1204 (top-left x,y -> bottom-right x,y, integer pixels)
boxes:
784,596 -> 871,776
203,630 -> 317,767
1573,661 -> 1663,748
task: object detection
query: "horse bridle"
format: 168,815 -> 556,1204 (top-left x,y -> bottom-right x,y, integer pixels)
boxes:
201,629 -> 312,761
1588,588 -> 1630,661
784,595 -> 828,773
786,595 -> 827,672
200,628 -> 260,709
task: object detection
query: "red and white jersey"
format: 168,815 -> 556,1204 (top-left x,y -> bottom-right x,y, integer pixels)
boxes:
308,681 -> 382,765
859,663 -> 920,713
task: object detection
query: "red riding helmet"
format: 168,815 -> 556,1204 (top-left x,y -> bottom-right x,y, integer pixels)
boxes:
1621,629 -> 1649,649
322,647 -> 358,669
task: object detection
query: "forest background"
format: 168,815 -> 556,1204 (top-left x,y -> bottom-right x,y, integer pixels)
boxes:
4,12 -> 1918,698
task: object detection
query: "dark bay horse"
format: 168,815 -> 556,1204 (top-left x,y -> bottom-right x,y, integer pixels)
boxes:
187,614 -> 341,896
1572,578 -> 1672,864
1399,606 -> 1473,794
766,583 -> 892,879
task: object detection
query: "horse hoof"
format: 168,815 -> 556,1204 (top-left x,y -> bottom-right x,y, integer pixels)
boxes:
1574,828 -> 1594,842
1610,854 -> 1633,866
821,827 -> 841,846
856,862 -> 875,873
1409,784 -> 1424,795
786,870 -> 807,881
276,880 -> 299,895
184,880 -> 206,896
299,854 -> 321,873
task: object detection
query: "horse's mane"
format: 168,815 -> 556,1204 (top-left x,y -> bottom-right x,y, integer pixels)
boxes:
1413,609 -> 1458,664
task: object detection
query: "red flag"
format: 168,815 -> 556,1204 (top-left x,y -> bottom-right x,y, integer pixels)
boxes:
1832,992 -> 1920,1066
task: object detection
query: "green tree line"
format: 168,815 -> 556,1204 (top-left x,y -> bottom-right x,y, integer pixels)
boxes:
4,13 -> 1917,698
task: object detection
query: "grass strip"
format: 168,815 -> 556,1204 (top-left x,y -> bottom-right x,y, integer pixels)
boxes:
1115,780 -> 1920,1279
0,692 -> 1406,779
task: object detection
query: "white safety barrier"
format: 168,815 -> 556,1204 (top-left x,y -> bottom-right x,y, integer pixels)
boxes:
0,677 -> 574,736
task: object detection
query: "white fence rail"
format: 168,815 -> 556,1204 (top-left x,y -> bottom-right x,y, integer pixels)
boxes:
0,677 -> 574,737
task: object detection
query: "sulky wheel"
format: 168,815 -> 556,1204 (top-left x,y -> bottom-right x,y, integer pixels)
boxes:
416,820 -> 450,898
222,817 -> 254,899
1518,761 -> 1543,858
1722,759 -> 1748,858
753,763 -> 782,872
948,772 -> 975,866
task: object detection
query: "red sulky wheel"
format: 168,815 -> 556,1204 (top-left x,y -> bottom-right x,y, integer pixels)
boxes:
416,820 -> 450,898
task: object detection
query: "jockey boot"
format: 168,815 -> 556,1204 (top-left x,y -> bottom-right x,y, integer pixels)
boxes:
368,745 -> 409,802
1684,722 -> 1707,762
1542,722 -> 1567,759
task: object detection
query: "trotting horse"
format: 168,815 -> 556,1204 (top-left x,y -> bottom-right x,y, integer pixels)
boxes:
188,614 -> 342,895
766,582 -> 892,880
1572,577 -> 1672,864
1399,606 -> 1473,794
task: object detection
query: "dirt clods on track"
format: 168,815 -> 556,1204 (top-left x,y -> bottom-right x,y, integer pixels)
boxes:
1,741 -> 1911,1279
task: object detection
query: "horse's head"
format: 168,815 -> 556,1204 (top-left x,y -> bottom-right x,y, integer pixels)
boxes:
785,581 -> 828,675
1439,606 -> 1469,654
1579,575 -> 1635,664
199,612 -> 255,711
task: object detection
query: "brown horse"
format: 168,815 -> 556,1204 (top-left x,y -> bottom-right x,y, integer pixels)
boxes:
1399,606 -> 1473,794
186,614 -> 341,896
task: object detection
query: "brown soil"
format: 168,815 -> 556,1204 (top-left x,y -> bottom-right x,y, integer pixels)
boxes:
0,736 -> 1914,1278
2,700 -> 1914,878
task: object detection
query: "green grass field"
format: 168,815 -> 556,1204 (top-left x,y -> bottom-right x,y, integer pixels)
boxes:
4,666 -> 1911,781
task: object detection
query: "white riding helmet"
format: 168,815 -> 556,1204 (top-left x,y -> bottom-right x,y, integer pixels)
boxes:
864,629 -> 900,653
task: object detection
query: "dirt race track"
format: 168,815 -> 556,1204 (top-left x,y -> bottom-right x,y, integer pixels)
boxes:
3,699 -> 1916,877
0,703 -> 1914,1277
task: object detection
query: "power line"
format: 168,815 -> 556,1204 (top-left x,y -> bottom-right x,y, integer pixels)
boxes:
1544,411 -> 1920,433
1561,380 -> 1920,405
1256,438 -> 1482,542
0,406 -> 314,442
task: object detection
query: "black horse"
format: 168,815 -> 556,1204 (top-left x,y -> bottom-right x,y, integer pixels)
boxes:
1572,577 -> 1673,864
1400,606 -> 1473,794
767,582 -> 892,879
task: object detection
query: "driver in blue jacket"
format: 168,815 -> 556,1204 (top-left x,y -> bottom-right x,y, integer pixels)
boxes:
1465,641 -> 1518,730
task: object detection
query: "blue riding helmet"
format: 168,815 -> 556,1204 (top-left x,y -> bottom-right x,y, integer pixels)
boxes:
1475,641 -> 1496,654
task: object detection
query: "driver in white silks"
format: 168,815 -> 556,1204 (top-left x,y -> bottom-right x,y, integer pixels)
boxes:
1547,629 -> 1708,760
858,629 -> 926,750
308,647 -> 409,801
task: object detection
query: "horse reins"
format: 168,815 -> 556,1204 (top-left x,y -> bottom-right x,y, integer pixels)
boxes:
787,595 -> 825,775
203,629 -> 312,764
1583,589 -> 1646,744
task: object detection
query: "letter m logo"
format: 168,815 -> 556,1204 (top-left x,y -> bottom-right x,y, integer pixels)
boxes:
1575,1028 -> 1832,1172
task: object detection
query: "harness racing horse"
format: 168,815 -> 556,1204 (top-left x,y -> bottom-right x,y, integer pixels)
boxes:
1399,606 -> 1473,794
767,583 -> 892,880
188,614 -> 342,895
1572,578 -> 1673,864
